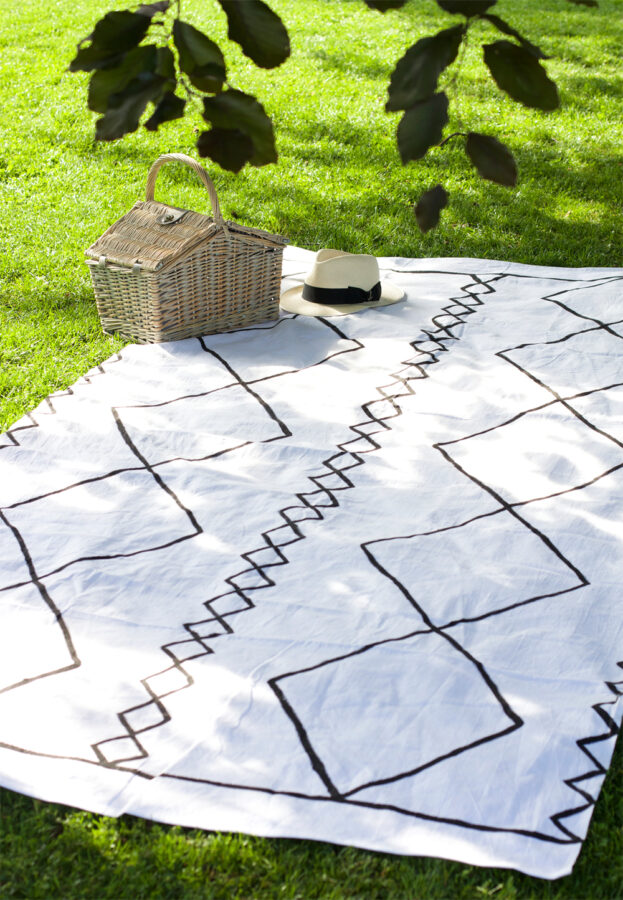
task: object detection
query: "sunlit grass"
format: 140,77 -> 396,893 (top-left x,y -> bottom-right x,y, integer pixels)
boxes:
0,0 -> 622,896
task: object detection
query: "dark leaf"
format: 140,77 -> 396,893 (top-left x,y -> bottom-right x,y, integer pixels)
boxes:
482,14 -> 547,58
415,184 -> 449,232
173,20 -> 226,93
137,2 -> 170,16
436,0 -> 496,15
465,132 -> 517,185
89,9 -> 152,48
70,43 -> 126,73
145,91 -> 185,131
88,45 -> 157,113
156,46 -> 176,81
397,92 -> 449,163
363,0 -> 408,10
70,11 -> 151,72
215,0 -> 290,69
95,72 -> 165,141
202,89 -> 277,166
565,0 -> 598,5
197,128 -> 255,172
484,40 -> 559,110
387,24 -> 464,112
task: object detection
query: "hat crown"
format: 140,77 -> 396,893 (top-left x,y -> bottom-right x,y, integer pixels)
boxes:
305,250 -> 380,291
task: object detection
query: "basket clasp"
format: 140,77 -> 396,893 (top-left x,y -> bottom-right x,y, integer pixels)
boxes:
157,207 -> 188,226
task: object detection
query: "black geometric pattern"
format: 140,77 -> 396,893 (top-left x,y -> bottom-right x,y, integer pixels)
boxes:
0,354 -> 123,450
361,509 -> 585,628
1,267 -> 622,867
0,313 -> 365,765
540,275 -> 623,329
92,272 -> 498,766
552,662 -> 623,840
409,279 -> 623,841
115,383 -> 288,467
440,401 -> 623,508
3,469 -> 200,584
270,626 -> 521,799
265,272 -> 623,845
0,579 -> 79,695
0,509 -> 80,694
0,317 -> 353,705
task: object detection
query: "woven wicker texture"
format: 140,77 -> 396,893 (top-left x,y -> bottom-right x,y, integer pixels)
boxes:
86,153 -> 287,343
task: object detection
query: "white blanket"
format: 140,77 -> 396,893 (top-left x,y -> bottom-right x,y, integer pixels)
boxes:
1,247 -> 622,879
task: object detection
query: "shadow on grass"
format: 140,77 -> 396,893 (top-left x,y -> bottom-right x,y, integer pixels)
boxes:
305,0 -> 623,121
233,157 -> 621,264
560,74 -> 623,101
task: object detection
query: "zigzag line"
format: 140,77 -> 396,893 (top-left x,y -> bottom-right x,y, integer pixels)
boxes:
92,274 -> 499,767
0,354 -> 123,450
550,661 -> 623,841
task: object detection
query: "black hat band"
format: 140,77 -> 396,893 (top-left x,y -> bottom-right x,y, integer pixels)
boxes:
301,281 -> 382,306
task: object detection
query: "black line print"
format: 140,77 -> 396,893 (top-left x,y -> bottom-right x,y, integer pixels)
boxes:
197,340 -> 292,438
1,268 -> 619,851
157,661 -> 622,846
438,404 -> 623,508
269,679 -> 342,799
0,426 -> 205,588
0,738 -> 153,780
1,320 -> 361,586
498,361 -> 623,455
497,317 -> 623,367
91,271 -> 499,767
0,464 -> 148,514
361,506 -> 586,632
0,309 -> 369,763
219,313 -> 297,333
269,622 -> 522,799
434,443 -> 589,586
257,281 -> 620,839
0,510 -> 80,694
551,663 -> 623,840
110,337 -> 295,478
159,769 -> 579,845
95,271 -> 623,845
1,382 -> 292,516
0,354 -> 124,451
458,271 -> 623,331
508,461 -> 623,512
1,345 -> 301,590
491,310 -> 623,842
108,318 -> 362,471
201,316 -> 365,387
417,293 -> 623,842
113,389 -> 288,468
440,376 -> 623,453
1,533 -> 201,592
541,276 -> 623,331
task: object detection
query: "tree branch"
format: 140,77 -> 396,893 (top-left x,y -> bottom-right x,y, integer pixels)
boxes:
439,130 -> 467,146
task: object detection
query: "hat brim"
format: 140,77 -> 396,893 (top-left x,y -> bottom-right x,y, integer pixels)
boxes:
280,280 -> 405,317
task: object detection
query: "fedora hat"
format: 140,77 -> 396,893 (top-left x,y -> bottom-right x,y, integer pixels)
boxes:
280,249 -> 405,317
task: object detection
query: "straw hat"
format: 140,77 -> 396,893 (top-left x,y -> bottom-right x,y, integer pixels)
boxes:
280,249 -> 405,317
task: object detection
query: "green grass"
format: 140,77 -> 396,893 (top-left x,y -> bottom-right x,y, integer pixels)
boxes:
1,0 -> 622,896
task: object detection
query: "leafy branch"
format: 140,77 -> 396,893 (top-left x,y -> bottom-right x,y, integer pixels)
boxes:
69,0 -> 290,172
70,0 -> 598,227
370,0 -> 596,230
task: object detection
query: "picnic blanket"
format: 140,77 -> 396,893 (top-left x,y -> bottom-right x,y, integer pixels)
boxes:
1,247 -> 622,879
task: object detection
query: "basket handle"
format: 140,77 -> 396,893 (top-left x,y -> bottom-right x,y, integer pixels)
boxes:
145,153 -> 224,227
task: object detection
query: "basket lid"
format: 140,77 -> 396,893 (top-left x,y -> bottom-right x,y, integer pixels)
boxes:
85,200 -> 286,273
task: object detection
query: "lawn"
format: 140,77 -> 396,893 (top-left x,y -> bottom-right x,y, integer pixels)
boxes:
0,0 -> 622,896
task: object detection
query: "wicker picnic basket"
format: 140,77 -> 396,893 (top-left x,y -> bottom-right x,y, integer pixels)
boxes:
85,153 -> 287,343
